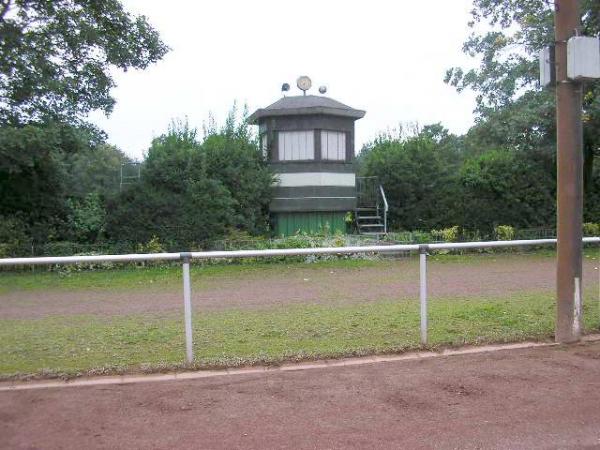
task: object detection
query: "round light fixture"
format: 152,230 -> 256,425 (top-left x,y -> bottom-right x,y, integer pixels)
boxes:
296,76 -> 312,93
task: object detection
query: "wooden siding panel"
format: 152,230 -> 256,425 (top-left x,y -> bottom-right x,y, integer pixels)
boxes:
274,212 -> 347,236
270,197 -> 356,212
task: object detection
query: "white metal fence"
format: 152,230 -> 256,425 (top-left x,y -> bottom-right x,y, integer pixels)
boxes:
1,237 -> 599,364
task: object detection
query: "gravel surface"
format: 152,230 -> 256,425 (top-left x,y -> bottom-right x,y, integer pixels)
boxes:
2,340 -> 600,449
1,255 -> 599,319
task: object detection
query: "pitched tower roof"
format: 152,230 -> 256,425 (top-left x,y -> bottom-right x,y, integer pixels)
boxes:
248,95 -> 365,123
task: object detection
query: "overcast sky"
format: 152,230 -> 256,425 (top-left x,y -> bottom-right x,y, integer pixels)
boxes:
89,0 -> 478,160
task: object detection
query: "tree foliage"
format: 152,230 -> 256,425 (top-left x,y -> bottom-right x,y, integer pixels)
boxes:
105,115 -> 273,249
359,126 -> 561,233
0,0 -> 166,252
359,125 -> 463,230
444,0 -> 555,114
445,0 -> 600,188
439,0 -> 600,227
459,148 -> 556,230
0,124 -> 128,246
0,0 -> 168,125
0,123 -> 90,238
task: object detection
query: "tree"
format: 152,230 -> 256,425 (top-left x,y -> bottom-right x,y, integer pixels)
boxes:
359,126 -> 463,231
0,0 -> 169,125
445,0 -> 600,204
0,1 -> 167,247
201,107 -> 273,234
106,116 -> 273,249
463,90 -> 556,157
460,148 -> 556,231
0,122 -> 91,242
60,143 -> 131,199
444,1 -> 554,114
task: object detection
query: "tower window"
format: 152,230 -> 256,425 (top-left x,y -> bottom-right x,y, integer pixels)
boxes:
278,131 -> 315,161
321,131 -> 346,161
261,134 -> 268,158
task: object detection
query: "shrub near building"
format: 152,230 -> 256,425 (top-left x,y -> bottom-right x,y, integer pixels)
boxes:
105,116 -> 273,250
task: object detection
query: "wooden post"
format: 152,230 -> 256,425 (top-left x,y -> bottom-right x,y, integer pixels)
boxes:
555,0 -> 583,343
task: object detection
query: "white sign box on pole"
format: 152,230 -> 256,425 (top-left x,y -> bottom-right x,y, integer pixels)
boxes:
539,46 -> 555,87
567,36 -> 600,81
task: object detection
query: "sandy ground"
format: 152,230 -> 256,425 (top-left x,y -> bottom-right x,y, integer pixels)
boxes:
1,255 -> 599,319
1,340 -> 600,449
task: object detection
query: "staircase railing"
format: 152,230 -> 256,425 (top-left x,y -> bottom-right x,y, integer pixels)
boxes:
356,176 -> 378,208
379,184 -> 388,234
355,176 -> 389,235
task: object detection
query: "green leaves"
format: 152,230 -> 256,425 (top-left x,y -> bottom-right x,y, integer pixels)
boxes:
360,126 -> 463,231
66,193 -> 106,242
0,0 -> 168,125
459,148 -> 556,231
446,0 -> 554,115
358,121 -> 559,233
445,0 -> 600,220
105,116 -> 273,248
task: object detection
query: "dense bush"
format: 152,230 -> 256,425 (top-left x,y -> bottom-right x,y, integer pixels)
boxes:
583,223 -> 600,237
0,214 -> 31,257
0,121 -> 129,249
431,226 -> 460,243
460,149 -> 555,232
358,125 -> 565,234
359,125 -> 463,231
494,225 -> 516,241
65,193 -> 107,243
105,115 -> 273,249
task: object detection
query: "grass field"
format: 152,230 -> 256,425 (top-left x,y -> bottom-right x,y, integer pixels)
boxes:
1,251 -> 599,379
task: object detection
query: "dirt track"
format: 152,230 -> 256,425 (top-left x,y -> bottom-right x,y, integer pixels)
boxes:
1,255 -> 599,319
2,340 -> 600,449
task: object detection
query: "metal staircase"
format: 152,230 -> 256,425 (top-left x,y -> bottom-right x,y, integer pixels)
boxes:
355,176 -> 388,236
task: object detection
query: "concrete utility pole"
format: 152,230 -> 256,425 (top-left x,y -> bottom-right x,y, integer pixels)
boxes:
555,0 -> 583,343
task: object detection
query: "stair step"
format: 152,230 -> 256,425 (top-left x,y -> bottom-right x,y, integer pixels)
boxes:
359,223 -> 385,228
357,216 -> 381,220
356,207 -> 377,211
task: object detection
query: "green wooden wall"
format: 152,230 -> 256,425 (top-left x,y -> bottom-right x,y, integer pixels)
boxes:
273,211 -> 347,236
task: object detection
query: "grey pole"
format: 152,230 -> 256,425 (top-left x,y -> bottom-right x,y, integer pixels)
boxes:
181,252 -> 194,364
419,245 -> 428,345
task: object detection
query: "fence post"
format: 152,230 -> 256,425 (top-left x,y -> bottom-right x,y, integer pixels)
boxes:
180,252 -> 194,364
419,244 -> 428,345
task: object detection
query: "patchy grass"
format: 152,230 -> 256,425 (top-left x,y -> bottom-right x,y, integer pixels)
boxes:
2,293 -> 599,379
2,250 -> 599,379
0,257 -> 384,294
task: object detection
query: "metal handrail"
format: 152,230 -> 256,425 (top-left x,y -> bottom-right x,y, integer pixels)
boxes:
379,184 -> 389,234
5,238 -> 599,266
1,236 -> 599,363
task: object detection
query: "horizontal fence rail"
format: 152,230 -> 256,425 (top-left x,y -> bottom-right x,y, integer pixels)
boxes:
1,237 -> 599,363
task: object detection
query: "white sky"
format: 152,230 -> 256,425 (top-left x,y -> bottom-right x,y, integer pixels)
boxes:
89,0 -> 478,160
